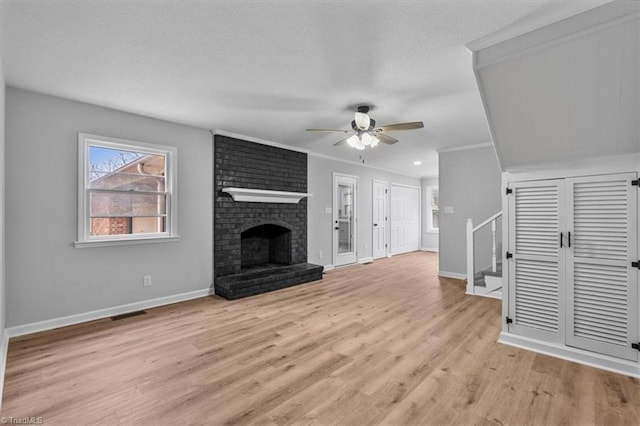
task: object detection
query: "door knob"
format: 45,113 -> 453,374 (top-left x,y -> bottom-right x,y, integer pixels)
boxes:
373,223 -> 378,227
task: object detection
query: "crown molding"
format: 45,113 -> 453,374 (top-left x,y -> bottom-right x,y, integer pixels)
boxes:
437,142 -> 493,154
212,129 -> 310,154
466,0 -> 616,52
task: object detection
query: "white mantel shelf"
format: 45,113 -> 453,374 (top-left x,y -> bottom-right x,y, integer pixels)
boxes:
222,187 -> 312,203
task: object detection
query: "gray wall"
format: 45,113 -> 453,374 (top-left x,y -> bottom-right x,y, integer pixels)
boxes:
3,87 -> 424,327
5,88 -> 212,327
0,3 -> 6,339
439,145 -> 501,275
421,176 -> 438,251
307,155 -> 420,266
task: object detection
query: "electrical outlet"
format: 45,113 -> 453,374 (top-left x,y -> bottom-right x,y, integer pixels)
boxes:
318,251 -> 323,259
143,275 -> 152,287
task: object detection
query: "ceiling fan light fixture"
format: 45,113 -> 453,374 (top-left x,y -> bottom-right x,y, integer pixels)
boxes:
360,132 -> 373,146
347,134 -> 365,150
354,111 -> 370,130
370,135 -> 380,148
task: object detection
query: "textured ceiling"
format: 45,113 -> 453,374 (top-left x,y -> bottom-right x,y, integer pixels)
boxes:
1,1 -> 612,177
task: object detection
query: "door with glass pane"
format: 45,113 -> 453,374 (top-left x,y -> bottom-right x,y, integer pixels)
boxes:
333,174 -> 358,266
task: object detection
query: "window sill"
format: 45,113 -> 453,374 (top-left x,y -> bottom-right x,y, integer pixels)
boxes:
74,235 -> 180,248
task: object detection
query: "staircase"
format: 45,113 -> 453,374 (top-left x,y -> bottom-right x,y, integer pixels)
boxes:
466,212 -> 502,299
473,260 -> 502,299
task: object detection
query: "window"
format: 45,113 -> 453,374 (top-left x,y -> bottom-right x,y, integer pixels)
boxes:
76,133 -> 178,247
427,186 -> 439,233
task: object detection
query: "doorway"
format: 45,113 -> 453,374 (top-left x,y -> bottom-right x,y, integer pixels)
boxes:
390,184 -> 421,254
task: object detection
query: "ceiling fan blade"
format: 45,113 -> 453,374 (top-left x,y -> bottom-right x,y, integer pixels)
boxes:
333,135 -> 353,146
306,128 -> 351,133
375,122 -> 424,132
376,133 -> 399,145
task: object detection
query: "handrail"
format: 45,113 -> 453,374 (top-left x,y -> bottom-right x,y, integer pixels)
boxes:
466,211 -> 502,295
472,211 -> 502,232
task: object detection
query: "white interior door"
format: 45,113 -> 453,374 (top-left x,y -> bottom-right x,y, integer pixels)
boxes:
390,185 -> 420,255
507,179 -> 565,343
333,174 -> 358,267
565,173 -> 638,361
372,180 -> 389,259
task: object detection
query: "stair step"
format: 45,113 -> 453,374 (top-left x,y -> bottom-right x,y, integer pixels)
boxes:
473,261 -> 503,288
483,268 -> 502,277
481,261 -> 502,277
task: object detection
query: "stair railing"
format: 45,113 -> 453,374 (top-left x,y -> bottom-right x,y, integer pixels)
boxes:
466,211 -> 502,295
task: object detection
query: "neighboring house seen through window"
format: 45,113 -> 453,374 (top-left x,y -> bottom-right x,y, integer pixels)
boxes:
76,133 -> 178,247
427,186 -> 439,233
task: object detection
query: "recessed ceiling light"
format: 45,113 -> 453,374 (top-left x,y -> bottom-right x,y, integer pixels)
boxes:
413,161 -> 422,166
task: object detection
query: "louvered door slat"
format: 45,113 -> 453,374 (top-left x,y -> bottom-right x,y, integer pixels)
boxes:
566,174 -> 638,361
574,286 -> 626,300
514,273 -> 559,284
574,328 -> 627,345
574,321 -> 628,338
574,307 -> 628,325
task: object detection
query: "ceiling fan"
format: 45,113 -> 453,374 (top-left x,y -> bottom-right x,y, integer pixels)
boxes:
306,105 -> 424,150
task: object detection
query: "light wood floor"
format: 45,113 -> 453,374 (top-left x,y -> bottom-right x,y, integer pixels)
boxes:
2,252 -> 639,425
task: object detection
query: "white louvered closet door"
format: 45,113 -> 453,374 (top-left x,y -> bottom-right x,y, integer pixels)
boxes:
508,180 -> 565,342
566,174 -> 638,361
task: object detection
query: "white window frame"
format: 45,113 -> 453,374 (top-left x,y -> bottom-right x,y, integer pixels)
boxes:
75,133 -> 179,248
426,185 -> 439,233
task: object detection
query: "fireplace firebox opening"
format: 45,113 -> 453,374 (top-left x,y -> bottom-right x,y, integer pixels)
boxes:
241,224 -> 292,270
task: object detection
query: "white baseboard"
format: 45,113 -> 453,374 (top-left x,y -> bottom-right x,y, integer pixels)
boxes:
358,257 -> 374,264
438,271 -> 467,280
6,288 -> 214,338
420,247 -> 439,252
475,290 -> 502,300
390,247 -> 420,256
499,332 -> 640,378
0,330 -> 8,411
323,264 -> 335,272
